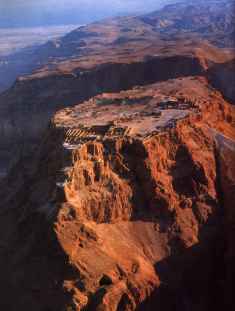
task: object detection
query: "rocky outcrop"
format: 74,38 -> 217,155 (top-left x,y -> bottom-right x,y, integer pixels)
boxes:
213,130 -> 235,309
0,2 -> 234,309
0,76 -> 234,310
208,59 -> 235,104
0,53 -> 207,177
1,0 -> 234,178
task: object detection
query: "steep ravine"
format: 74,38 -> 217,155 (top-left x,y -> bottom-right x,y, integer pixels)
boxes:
0,78 -> 234,310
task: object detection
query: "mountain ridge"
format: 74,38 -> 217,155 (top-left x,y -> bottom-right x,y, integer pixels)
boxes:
0,2 -> 235,309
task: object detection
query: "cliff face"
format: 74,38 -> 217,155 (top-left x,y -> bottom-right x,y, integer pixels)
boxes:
208,59 -> 235,104
0,53 -> 208,176
0,76 -> 234,310
1,45 -> 234,178
214,130 -> 235,308
0,2 -> 235,309
1,0 -> 234,178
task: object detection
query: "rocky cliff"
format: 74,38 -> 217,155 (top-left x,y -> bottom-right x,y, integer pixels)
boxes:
0,52 -> 206,174
1,0 -> 234,178
1,43 -> 234,178
209,59 -> 235,104
0,1 -> 235,310
0,76 -> 234,310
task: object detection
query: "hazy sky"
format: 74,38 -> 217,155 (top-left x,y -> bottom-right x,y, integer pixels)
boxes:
0,0 -> 178,28
0,0 -> 170,11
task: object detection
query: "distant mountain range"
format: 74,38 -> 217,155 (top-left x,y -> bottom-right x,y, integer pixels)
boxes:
0,0 -> 234,93
1,0 -> 233,29
141,0 -> 235,47
0,0 -> 181,28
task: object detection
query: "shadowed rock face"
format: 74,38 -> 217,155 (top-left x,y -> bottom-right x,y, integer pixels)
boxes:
214,130 -> 235,309
0,76 -> 234,310
208,59 -> 235,104
0,2 -> 234,310
0,53 -> 206,175
1,47 -> 235,178
0,55 -> 203,161
0,0 -> 234,178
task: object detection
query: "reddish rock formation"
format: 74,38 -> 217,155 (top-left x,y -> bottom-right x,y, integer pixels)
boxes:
0,2 -> 234,309
0,45 -> 234,178
0,1 -> 235,178
0,76 -> 234,310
